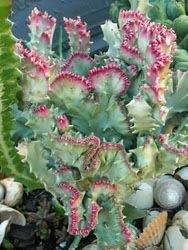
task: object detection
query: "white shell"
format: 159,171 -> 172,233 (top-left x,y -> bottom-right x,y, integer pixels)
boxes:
154,178 -> 185,209
0,178 -> 24,207
82,244 -> 98,250
127,182 -> 153,209
0,220 -> 10,245
0,183 -> 5,202
164,226 -> 188,250
175,167 -> 188,187
172,210 -> 188,233
0,204 -> 26,226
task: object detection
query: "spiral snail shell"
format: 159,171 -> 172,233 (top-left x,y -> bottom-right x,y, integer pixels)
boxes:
154,177 -> 185,209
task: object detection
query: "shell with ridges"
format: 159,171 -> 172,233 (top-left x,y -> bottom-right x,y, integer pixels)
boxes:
136,211 -> 168,249
154,178 -> 185,209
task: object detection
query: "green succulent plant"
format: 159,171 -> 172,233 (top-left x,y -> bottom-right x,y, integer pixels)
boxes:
1,3 -> 188,249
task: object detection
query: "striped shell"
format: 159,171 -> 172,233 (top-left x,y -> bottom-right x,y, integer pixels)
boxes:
154,178 -> 186,209
136,211 -> 168,249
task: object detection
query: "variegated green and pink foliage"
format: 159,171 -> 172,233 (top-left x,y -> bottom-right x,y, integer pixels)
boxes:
11,7 -> 188,249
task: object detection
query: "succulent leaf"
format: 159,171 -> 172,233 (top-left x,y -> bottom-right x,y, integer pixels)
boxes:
127,95 -> 159,132
44,134 -> 100,174
26,140 -> 61,196
28,7 -> 56,56
166,70 -> 188,116
95,200 -> 131,249
94,142 -> 132,183
89,64 -> 130,96
0,3 -> 41,189
62,52 -> 94,76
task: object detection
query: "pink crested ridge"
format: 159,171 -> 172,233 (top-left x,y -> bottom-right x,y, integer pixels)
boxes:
118,208 -> 131,243
92,178 -> 117,192
59,181 -> 80,207
118,11 -> 176,82
64,16 -> 90,38
144,24 -> 176,80
119,10 -> 145,30
120,37 -> 142,64
147,55 -> 171,81
69,202 -> 101,236
34,105 -> 49,117
15,43 -> 49,78
28,7 -> 56,37
56,165 -> 72,174
61,52 -> 94,71
89,64 -> 130,95
50,71 -> 92,92
158,134 -> 188,155
64,16 -> 91,52
56,115 -> 69,131
127,65 -> 139,76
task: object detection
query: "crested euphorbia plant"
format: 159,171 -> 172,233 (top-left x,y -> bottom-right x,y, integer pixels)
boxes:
2,6 -> 187,249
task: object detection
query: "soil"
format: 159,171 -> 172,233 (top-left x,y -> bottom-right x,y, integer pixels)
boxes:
2,189 -> 95,250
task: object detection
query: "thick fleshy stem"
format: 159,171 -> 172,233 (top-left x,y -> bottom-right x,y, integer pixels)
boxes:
64,16 -> 91,53
28,7 -> 56,55
119,10 -> 176,82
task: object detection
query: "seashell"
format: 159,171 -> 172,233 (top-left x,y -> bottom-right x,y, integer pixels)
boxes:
175,167 -> 188,188
0,204 -> 26,226
154,177 -> 185,209
164,225 -> 188,250
0,178 -> 24,207
0,183 -> 5,202
136,211 -> 168,249
127,182 -> 153,209
0,220 -> 11,245
172,210 -> 188,233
